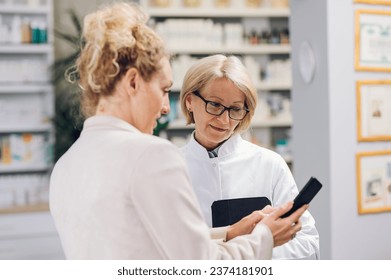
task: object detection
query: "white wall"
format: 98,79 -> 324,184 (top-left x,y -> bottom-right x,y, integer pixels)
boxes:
291,0 -> 391,259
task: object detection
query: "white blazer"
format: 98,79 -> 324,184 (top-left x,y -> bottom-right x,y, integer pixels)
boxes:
181,133 -> 320,259
50,116 -> 274,259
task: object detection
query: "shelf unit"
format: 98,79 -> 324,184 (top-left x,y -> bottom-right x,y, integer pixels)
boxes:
0,0 -> 63,260
141,0 -> 293,161
146,7 -> 290,18
0,0 -> 54,214
167,44 -> 291,54
0,43 -> 52,53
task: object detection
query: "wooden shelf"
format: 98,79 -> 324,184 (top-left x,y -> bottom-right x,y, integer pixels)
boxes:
0,203 -> 49,215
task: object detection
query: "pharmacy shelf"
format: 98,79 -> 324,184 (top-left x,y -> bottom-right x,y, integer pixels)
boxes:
167,118 -> 292,130
0,203 -> 49,215
171,81 -> 291,92
0,124 -> 52,133
251,118 -> 292,127
0,44 -> 52,54
255,81 -> 292,91
167,120 -> 194,130
147,7 -> 289,18
0,84 -> 52,94
0,165 -> 50,174
0,5 -> 50,14
168,44 -> 291,55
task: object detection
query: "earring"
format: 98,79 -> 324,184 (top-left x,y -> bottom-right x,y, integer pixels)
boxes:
188,107 -> 192,112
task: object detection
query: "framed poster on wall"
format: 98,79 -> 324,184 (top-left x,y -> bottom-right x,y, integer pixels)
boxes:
356,80 -> 391,141
355,0 -> 391,5
355,10 -> 391,71
356,150 -> 391,214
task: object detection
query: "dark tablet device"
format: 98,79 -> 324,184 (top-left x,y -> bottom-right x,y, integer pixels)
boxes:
211,197 -> 271,227
281,177 -> 322,218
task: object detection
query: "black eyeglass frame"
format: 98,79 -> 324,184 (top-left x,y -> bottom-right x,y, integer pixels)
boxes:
193,90 -> 249,121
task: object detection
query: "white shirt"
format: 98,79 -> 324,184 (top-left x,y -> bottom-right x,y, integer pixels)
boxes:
181,133 -> 320,259
50,115 -> 274,259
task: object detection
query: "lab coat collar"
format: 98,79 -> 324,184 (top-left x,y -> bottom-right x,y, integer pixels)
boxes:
188,131 -> 242,160
82,115 -> 142,135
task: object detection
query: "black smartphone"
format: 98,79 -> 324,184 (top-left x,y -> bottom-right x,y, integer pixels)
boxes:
280,177 -> 322,218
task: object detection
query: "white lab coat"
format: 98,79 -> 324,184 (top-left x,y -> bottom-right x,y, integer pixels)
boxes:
181,132 -> 320,259
50,116 -> 274,259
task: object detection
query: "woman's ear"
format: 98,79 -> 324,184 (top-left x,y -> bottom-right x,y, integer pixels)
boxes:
125,68 -> 139,94
185,94 -> 193,112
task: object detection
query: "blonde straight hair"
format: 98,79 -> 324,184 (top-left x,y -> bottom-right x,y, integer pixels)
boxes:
180,54 -> 257,132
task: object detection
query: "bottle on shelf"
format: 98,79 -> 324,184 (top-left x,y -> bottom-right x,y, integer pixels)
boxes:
21,18 -> 32,44
11,15 -> 22,44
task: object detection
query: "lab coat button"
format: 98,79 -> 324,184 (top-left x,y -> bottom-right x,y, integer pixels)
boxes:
212,163 -> 216,167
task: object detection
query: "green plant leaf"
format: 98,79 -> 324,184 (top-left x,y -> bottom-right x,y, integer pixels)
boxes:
68,9 -> 82,34
54,30 -> 80,46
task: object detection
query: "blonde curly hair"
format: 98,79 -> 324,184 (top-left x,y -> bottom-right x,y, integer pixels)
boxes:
67,1 -> 168,117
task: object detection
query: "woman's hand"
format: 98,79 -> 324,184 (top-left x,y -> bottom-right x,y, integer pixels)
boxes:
260,201 -> 308,247
225,202 -> 307,244
226,208 -> 269,241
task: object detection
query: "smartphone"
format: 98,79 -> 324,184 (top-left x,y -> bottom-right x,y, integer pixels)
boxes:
280,177 -> 322,218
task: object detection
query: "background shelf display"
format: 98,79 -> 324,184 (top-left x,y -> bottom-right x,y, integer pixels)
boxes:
0,0 -> 63,260
0,44 -> 52,53
146,7 -> 290,18
0,4 -> 50,14
141,0 -> 293,163
167,45 -> 291,54
0,0 -> 54,212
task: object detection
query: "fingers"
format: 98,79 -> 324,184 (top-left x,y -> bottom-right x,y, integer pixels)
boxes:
260,205 -> 274,215
244,210 -> 264,225
290,220 -> 302,240
227,211 -> 264,241
269,201 -> 293,219
287,204 -> 309,224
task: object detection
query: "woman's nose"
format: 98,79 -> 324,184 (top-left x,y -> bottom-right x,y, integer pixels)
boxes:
161,104 -> 170,115
217,109 -> 230,123
161,96 -> 170,115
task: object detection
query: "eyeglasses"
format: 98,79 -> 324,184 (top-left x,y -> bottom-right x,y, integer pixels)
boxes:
193,90 -> 249,121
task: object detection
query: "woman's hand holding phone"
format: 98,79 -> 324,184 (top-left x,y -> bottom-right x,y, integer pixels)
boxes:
261,201 -> 308,247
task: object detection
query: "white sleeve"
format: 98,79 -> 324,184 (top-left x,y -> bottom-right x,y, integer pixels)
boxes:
210,227 -> 228,241
271,156 -> 320,260
130,141 -> 274,260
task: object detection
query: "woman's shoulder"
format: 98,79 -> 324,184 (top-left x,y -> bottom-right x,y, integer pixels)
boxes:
125,133 -> 178,153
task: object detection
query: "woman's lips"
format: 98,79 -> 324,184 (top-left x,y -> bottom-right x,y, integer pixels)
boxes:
210,125 -> 227,132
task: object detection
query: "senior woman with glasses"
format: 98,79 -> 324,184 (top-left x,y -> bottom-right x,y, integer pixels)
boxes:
180,54 -> 320,259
